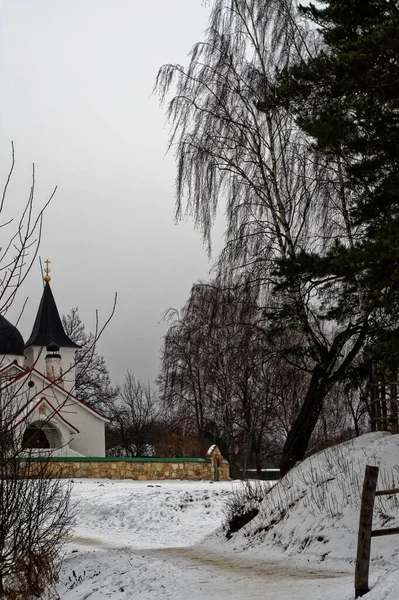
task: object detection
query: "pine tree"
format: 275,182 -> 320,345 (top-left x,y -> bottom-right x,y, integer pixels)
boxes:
258,1 -> 399,463
261,0 -> 399,321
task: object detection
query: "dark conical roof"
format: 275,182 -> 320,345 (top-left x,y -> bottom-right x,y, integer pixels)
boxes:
25,282 -> 79,349
0,315 -> 25,356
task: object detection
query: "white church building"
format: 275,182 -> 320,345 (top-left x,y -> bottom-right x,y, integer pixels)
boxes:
0,271 -> 110,457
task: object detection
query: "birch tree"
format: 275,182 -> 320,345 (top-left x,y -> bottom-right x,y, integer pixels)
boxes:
156,0 -> 368,474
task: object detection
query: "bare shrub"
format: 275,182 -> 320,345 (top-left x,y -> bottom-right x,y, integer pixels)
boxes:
0,382 -> 74,599
0,147 -> 75,598
222,480 -> 267,538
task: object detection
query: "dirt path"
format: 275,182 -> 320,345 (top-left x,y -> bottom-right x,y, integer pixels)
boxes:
142,546 -> 349,583
68,535 -> 123,549
67,534 -> 355,599
70,535 -> 349,584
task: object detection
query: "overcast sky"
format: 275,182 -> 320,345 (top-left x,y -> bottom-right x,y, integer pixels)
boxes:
0,0 -> 223,386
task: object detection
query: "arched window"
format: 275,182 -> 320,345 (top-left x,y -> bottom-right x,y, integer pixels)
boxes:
22,425 -> 49,449
21,422 -> 62,449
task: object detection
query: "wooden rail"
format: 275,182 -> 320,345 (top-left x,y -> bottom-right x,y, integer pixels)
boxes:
355,465 -> 399,598
375,488 -> 399,496
371,527 -> 399,537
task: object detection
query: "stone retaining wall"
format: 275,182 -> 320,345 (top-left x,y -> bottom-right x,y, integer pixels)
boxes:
26,457 -> 230,481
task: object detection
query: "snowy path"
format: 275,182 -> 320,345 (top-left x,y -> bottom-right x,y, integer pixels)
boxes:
69,535 -> 348,581
63,533 -> 354,599
54,479 -> 368,599
60,543 -> 354,600
142,545 -> 349,582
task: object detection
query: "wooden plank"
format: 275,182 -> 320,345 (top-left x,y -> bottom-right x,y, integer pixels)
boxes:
375,488 -> 399,496
355,465 -> 379,598
371,527 -> 399,538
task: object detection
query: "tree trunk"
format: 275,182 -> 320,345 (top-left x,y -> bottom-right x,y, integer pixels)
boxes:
252,444 -> 263,479
279,369 -> 329,476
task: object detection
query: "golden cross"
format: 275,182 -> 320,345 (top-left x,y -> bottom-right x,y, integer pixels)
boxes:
44,259 -> 51,282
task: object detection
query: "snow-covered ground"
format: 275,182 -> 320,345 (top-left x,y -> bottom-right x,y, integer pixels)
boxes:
68,479 -> 233,549
56,433 -> 399,599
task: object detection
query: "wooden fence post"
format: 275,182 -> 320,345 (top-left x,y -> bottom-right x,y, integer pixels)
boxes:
355,465 -> 379,598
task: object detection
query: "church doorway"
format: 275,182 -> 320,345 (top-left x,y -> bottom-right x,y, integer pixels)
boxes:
22,422 -> 62,450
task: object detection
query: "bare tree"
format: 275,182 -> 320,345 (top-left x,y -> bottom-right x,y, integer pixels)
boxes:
107,372 -> 159,457
62,307 -> 117,412
159,282 -> 310,475
156,0 -> 368,474
0,143 -> 55,317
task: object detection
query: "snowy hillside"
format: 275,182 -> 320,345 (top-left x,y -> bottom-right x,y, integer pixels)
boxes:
214,433 -> 399,566
54,433 -> 399,599
208,432 -> 399,598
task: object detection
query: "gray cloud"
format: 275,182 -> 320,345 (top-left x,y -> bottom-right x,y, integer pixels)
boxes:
0,0 -> 223,385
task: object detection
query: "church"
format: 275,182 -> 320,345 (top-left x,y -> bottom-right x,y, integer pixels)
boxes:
0,266 -> 110,457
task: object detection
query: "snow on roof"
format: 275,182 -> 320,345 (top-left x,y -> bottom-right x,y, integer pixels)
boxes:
207,444 -> 222,457
207,444 -> 217,456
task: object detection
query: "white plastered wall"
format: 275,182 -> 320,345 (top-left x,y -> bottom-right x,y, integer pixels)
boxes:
39,383 -> 105,456
13,371 -> 106,457
61,399 -> 106,456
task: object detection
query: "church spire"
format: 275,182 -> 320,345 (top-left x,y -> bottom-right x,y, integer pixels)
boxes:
25,269 -> 79,349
